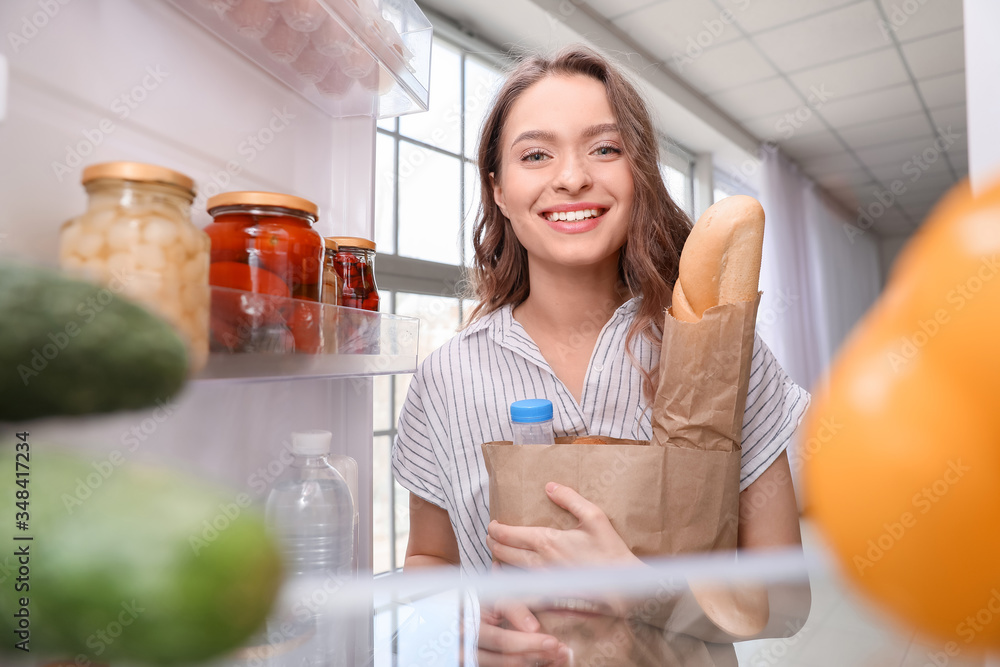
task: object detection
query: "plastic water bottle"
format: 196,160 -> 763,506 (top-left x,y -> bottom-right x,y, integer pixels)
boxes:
265,431 -> 355,666
266,430 -> 355,579
510,399 -> 555,445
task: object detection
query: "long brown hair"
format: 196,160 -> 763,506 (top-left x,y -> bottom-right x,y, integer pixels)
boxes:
465,46 -> 691,403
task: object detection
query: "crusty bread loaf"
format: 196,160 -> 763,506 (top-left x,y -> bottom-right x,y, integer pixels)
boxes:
671,195 -> 765,323
570,436 -> 610,445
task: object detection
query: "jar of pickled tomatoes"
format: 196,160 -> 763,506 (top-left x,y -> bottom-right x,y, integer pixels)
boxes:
204,191 -> 324,354
59,161 -> 210,372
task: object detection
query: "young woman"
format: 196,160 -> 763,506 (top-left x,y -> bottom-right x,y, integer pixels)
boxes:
391,46 -> 809,664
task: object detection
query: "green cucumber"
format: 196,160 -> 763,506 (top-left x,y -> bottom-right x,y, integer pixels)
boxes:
0,263 -> 188,420
0,446 -> 283,664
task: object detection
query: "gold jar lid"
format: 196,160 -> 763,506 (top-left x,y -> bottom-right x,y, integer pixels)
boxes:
323,237 -> 340,251
329,236 -> 376,251
206,191 -> 319,218
82,161 -> 195,194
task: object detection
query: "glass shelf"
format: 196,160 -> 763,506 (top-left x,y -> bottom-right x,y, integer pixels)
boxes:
194,285 -> 418,382
166,0 -> 432,118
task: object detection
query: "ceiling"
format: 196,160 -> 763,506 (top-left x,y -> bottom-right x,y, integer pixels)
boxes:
588,0 -> 967,236
421,0 -> 968,238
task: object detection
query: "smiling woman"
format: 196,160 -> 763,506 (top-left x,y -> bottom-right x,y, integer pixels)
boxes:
391,45 -> 811,666
494,77 -> 633,281
468,50 -> 691,405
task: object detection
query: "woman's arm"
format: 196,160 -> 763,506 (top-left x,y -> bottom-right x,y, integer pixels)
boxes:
406,494 -> 570,663
735,450 -> 811,637
403,494 -> 461,569
660,450 -> 810,642
738,450 -> 803,550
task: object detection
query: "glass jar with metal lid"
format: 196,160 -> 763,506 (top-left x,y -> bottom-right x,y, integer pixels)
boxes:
59,161 -> 210,372
321,237 -> 342,307
327,237 -> 378,311
204,191 -> 325,354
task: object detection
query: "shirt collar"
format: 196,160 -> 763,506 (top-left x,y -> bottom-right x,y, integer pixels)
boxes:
459,296 -> 640,340
460,306 -> 503,339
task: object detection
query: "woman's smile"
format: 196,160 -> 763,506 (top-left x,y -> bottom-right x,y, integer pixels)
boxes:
539,202 -> 610,233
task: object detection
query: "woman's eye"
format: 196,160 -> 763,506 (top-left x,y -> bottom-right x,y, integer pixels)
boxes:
522,150 -> 548,162
594,144 -> 622,156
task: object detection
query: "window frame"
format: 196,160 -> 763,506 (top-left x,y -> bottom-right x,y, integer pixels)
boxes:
373,26 -> 505,574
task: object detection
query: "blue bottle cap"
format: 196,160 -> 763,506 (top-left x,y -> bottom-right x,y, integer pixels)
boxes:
510,399 -> 553,423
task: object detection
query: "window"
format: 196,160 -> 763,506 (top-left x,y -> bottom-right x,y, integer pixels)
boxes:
660,140 -> 695,217
713,166 -> 759,203
372,34 -> 504,574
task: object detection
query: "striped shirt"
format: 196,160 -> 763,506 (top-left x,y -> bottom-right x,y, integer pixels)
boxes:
391,297 -> 811,574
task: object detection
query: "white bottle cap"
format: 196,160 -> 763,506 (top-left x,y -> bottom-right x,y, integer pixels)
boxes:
291,430 -> 332,456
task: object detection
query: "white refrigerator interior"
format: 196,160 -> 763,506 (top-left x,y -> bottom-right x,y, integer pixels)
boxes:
0,0 -> 429,661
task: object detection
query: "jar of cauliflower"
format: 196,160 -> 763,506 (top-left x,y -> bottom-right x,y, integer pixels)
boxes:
59,161 -> 210,372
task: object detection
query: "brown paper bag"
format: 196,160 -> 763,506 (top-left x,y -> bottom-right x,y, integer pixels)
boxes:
481,296 -> 760,666
481,294 -> 761,556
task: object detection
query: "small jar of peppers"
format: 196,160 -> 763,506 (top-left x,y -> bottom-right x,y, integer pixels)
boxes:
328,237 -> 379,354
204,191 -> 324,353
327,237 -> 379,311
321,237 -> 343,307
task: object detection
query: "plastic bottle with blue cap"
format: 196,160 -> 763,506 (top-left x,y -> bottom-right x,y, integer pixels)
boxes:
510,399 -> 555,445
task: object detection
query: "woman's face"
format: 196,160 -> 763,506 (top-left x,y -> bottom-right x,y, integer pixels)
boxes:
492,74 -> 634,273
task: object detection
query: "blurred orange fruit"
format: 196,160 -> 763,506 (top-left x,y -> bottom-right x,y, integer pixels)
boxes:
804,177 -> 1000,650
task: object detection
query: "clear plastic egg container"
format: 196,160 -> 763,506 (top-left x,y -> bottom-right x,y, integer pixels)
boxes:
168,0 -> 432,118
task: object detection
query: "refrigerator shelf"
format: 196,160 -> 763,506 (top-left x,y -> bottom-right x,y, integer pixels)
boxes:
195,348 -> 415,381
195,284 -> 418,382
165,0 -> 432,118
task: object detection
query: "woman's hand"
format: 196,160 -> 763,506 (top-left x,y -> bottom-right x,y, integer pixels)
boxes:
486,482 -> 641,568
478,597 -> 571,666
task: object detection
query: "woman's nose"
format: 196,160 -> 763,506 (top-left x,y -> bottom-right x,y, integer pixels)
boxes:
551,154 -> 592,193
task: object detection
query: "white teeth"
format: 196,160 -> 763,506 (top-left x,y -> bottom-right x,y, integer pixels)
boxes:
544,209 -> 605,222
551,598 -> 598,613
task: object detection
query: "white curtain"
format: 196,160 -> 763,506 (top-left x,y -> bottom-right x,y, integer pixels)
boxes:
756,149 -> 882,396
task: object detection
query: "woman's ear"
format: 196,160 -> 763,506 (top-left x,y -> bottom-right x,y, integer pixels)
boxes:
490,171 -> 508,218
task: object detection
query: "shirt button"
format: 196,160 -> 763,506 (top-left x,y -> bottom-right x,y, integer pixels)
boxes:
593,363 -> 604,372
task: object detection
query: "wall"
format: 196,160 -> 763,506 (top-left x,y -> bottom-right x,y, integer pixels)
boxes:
964,0 -> 1000,192
0,0 -> 375,256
